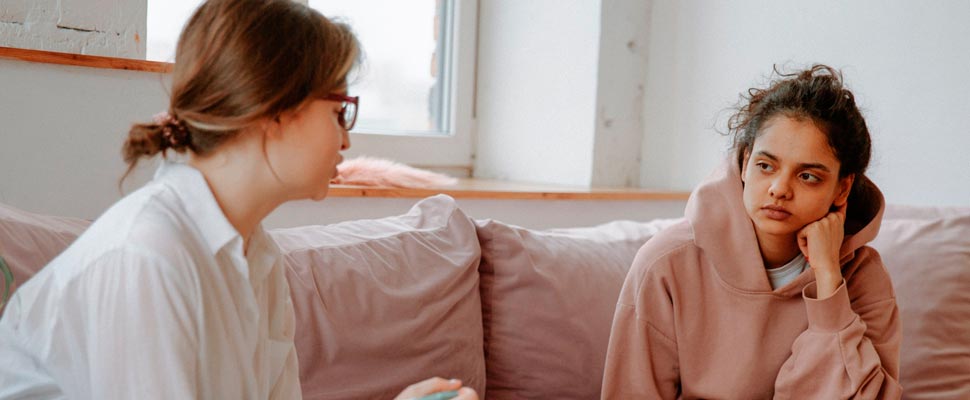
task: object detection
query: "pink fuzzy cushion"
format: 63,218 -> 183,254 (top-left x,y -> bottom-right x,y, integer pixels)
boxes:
475,218 -> 681,400
273,195 -> 485,399
332,156 -> 458,188
871,205 -> 970,400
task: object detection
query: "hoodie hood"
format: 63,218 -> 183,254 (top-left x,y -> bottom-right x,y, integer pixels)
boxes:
685,156 -> 885,293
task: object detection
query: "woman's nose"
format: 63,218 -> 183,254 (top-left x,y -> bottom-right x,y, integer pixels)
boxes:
769,176 -> 792,199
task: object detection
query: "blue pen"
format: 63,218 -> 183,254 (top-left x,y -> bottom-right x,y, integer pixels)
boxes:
414,391 -> 459,400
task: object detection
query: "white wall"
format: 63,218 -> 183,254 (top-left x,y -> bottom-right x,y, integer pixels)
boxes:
0,58 -> 685,229
0,0 -> 145,58
591,0 -> 651,187
475,0 -> 655,189
474,0 -> 601,186
0,58 -> 165,219
640,0 -> 970,207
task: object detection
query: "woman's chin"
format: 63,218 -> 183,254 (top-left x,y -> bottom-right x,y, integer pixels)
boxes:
753,217 -> 800,237
310,187 -> 330,201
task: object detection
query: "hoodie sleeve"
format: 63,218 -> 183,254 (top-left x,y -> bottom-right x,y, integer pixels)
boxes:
774,250 -> 902,399
601,250 -> 681,399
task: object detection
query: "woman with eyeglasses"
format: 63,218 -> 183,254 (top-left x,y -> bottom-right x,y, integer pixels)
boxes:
0,1 -> 477,399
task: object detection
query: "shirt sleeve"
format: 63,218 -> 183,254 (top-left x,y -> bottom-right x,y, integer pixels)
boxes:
54,247 -> 202,399
774,254 -> 902,399
601,254 -> 680,399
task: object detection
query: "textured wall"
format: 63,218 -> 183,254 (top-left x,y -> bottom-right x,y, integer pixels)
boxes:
0,0 -> 146,58
639,0 -> 970,207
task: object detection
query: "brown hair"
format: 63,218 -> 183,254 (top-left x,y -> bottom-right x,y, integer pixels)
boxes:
727,64 -> 877,231
122,0 -> 359,182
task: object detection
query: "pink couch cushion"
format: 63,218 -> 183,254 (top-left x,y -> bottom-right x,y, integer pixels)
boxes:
0,202 -> 89,311
476,218 -> 681,400
273,195 -> 485,400
871,205 -> 970,399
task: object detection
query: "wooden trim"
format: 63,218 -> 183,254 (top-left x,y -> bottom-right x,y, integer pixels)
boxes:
329,178 -> 691,201
0,46 -> 172,73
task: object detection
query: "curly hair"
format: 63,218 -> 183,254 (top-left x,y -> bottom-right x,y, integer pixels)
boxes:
727,64 -> 877,230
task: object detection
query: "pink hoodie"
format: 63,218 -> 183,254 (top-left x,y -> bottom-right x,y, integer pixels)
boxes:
601,158 -> 901,399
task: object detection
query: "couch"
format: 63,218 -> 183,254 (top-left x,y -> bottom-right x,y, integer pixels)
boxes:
1,195 -> 967,399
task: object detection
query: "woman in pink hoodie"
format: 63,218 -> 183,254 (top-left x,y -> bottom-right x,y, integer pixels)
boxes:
602,65 -> 901,399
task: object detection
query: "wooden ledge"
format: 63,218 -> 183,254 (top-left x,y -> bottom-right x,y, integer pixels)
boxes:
329,178 -> 690,201
0,46 -> 172,73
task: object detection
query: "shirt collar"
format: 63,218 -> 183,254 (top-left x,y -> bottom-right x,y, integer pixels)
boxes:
154,161 -> 240,256
154,161 -> 281,282
246,225 -> 281,284
766,253 -> 807,274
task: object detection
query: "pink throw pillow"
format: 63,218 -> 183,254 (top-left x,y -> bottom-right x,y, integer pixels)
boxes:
0,202 -> 90,310
273,195 -> 485,399
872,205 -> 970,399
476,218 -> 681,400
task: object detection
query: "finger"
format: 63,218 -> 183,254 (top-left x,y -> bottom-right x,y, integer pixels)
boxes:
835,201 -> 848,218
455,387 -> 479,400
406,378 -> 461,398
797,227 -> 813,259
829,208 -> 846,227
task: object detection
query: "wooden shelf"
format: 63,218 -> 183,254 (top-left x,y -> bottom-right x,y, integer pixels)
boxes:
0,46 -> 171,73
329,178 -> 690,201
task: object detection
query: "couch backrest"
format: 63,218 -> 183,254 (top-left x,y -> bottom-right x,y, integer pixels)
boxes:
871,205 -> 970,400
273,195 -> 486,399
0,202 -> 90,311
2,199 -> 968,399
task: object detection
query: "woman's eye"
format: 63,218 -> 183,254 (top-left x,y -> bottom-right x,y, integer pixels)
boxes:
800,173 -> 821,183
757,162 -> 774,172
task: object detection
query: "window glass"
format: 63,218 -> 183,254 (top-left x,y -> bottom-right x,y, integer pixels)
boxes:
310,0 -> 448,135
146,0 -> 200,62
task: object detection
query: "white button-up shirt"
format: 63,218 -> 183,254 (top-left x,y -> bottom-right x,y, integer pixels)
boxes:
0,162 -> 301,399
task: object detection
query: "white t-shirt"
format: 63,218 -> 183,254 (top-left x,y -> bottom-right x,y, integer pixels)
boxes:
766,253 -> 809,290
0,162 -> 301,399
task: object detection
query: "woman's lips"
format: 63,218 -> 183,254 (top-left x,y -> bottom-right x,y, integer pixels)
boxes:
762,205 -> 791,220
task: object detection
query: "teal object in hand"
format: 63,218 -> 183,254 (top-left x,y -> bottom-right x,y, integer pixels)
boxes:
415,391 -> 459,400
0,255 -> 12,310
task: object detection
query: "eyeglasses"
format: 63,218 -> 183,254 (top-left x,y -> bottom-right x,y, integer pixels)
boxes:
324,93 -> 359,131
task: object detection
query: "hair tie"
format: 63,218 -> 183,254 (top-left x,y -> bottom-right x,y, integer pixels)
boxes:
152,111 -> 190,148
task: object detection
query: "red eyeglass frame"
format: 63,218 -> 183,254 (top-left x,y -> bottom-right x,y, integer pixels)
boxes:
323,93 -> 359,131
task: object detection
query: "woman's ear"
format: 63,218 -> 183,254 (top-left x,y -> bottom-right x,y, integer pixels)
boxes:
834,174 -> 855,207
261,115 -> 283,139
739,150 -> 751,183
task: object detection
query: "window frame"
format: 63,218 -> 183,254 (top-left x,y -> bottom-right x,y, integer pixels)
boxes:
339,0 -> 478,172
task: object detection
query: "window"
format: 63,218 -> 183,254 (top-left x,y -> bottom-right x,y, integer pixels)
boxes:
147,0 -> 478,170
146,0 -> 199,63
310,0 -> 449,135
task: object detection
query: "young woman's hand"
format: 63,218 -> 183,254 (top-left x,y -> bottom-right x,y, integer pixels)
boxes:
797,202 -> 847,299
393,377 -> 479,400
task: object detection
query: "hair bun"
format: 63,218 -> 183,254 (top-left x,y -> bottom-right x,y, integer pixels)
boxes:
152,111 -> 190,148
